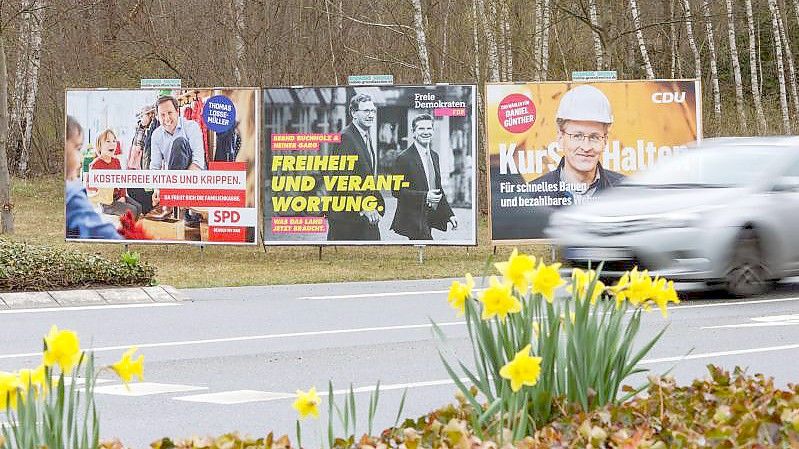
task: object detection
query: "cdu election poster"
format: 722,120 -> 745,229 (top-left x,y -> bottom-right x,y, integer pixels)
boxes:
486,80 -> 702,243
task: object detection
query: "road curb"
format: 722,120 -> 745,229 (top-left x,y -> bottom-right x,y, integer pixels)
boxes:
0,285 -> 188,310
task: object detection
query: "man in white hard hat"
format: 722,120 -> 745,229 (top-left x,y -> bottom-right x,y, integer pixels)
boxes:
529,84 -> 624,205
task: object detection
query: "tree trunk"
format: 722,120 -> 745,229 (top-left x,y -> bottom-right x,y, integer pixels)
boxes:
0,34 -> 14,234
629,0 -> 655,79
472,0 -> 488,214
745,0 -> 767,134
8,4 -> 32,173
477,0 -> 500,81
588,0 -> 604,70
410,0 -> 433,83
682,0 -> 702,81
669,0 -> 679,77
533,0 -> 542,80
701,0 -> 721,120
501,0 -> 512,80
231,0 -> 246,84
724,0 -> 747,132
540,0 -> 551,80
775,3 -> 799,118
16,0 -> 45,176
767,0 -> 791,133
440,0 -> 452,79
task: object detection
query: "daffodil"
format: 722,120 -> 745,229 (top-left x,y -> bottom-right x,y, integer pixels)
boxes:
0,371 -> 20,411
651,277 -> 680,317
611,267 -> 654,308
479,276 -> 522,322
292,387 -> 320,419
494,249 -> 536,292
111,347 -> 144,384
530,261 -> 565,302
17,364 -> 46,394
43,325 -> 82,373
499,344 -> 542,392
448,273 -> 475,316
568,268 -> 606,304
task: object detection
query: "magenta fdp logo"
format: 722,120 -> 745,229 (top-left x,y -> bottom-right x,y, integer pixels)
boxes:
498,93 -> 536,133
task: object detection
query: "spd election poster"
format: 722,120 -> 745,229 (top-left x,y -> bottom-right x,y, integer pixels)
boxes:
65,88 -> 260,244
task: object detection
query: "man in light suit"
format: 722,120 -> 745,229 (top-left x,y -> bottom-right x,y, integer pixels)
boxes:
391,113 -> 458,240
327,93 -> 385,240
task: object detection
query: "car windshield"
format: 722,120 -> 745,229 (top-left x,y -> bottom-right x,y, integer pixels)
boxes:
623,146 -> 787,188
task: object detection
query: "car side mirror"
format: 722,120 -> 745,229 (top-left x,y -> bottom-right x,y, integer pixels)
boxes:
772,176 -> 799,192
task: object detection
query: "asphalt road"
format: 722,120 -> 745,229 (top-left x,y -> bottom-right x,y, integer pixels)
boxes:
2,278 -> 799,447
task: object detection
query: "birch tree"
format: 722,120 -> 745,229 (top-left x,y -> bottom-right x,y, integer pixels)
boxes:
231,0 -> 246,84
411,0 -> 433,83
476,0 -> 500,81
682,0 -> 702,81
701,0 -> 721,120
745,0 -> 767,133
724,0 -> 747,132
775,4 -> 799,117
588,0 -> 604,70
0,34 -> 13,233
501,0 -> 512,80
629,0 -> 655,79
9,0 -> 46,175
767,0 -> 791,133
540,0 -> 551,80
533,0 -> 542,79
669,0 -> 682,77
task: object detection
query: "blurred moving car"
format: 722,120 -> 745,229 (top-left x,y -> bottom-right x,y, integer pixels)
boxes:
546,137 -> 799,297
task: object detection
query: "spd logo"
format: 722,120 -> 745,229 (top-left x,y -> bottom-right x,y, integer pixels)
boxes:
651,91 -> 686,104
208,208 -> 257,226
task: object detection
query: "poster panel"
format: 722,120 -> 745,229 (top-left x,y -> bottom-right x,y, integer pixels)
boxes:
65,88 -> 260,244
263,85 -> 478,246
486,80 -> 702,243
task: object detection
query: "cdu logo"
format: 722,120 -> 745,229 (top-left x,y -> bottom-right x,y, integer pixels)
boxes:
651,91 -> 686,104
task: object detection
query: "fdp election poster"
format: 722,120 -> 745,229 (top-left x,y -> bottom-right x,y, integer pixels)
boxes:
263,85 -> 477,245
486,80 -> 702,242
65,88 -> 259,244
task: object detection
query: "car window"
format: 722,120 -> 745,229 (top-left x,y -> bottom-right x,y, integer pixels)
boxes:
623,146 -> 791,187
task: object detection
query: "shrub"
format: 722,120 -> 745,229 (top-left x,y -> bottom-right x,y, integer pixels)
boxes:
0,239 -> 156,291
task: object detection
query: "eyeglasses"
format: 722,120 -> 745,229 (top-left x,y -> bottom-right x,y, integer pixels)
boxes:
562,131 -> 607,144
357,109 -> 377,115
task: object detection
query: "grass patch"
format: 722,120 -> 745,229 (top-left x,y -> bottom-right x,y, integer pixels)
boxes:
8,176 -> 551,288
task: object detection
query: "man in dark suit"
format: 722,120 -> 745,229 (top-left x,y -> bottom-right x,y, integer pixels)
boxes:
327,93 -> 385,240
391,114 -> 458,240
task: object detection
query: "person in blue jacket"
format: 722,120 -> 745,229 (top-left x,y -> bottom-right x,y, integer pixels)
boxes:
65,115 -> 122,240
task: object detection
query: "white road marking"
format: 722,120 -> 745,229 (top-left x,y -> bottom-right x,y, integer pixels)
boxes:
0,303 -> 181,314
700,313 -> 799,329
94,382 -> 206,397
184,342 -> 799,404
0,321 -> 466,360
640,343 -> 799,364
175,390 -> 295,404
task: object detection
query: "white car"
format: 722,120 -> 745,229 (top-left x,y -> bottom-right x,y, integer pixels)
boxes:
545,138 -> 799,297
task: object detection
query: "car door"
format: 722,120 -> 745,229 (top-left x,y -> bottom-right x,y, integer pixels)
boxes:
769,156 -> 799,274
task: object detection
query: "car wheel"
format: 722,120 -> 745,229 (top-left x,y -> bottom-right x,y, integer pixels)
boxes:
723,229 -> 773,297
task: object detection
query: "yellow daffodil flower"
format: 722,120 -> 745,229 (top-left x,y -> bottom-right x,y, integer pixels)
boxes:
494,249 -> 536,292
0,371 -> 20,411
652,277 -> 680,317
111,347 -> 144,384
499,344 -> 542,392
292,387 -> 321,419
479,276 -> 522,322
448,273 -> 475,316
17,364 -> 46,394
568,268 -> 606,304
611,267 -> 655,308
43,325 -> 82,373
530,261 -> 565,302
